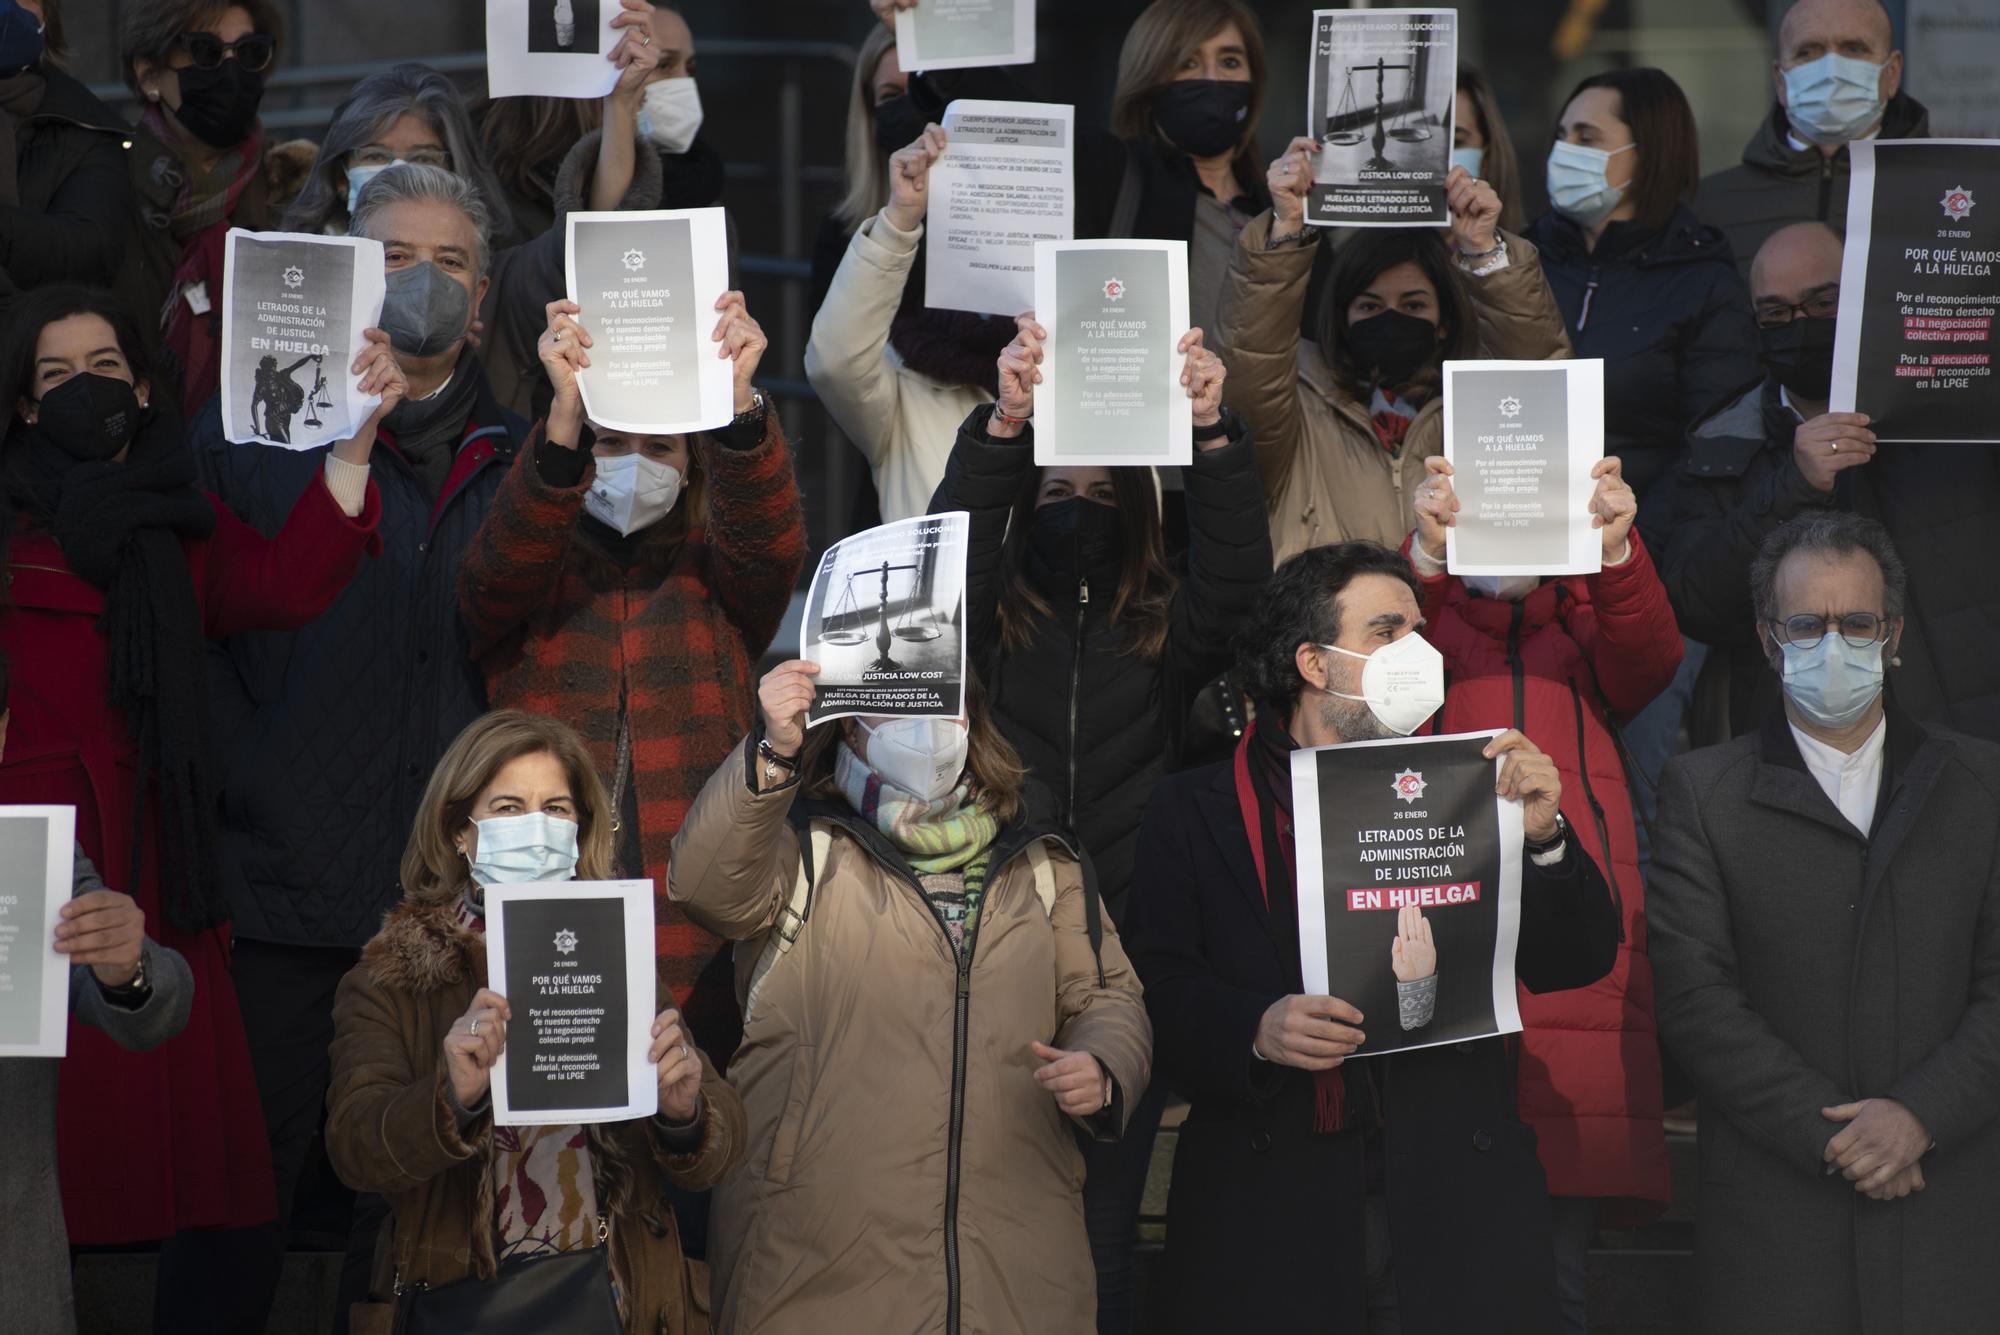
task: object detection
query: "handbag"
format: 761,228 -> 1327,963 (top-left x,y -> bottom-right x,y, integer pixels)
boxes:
392,1220 -> 622,1335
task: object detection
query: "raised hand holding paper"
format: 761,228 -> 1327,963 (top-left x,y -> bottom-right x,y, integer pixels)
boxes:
486,880 -> 656,1126
1305,8 -> 1457,227
1831,139 -> 2000,441
487,0 -> 621,98
1290,733 -> 1524,1057
0,807 -> 77,1059
801,512 -> 970,726
895,0 -> 1035,72
565,207 -> 735,434
925,100 -> 1074,317
221,231 -> 387,450
1442,359 -> 1605,576
1031,240 -> 1192,466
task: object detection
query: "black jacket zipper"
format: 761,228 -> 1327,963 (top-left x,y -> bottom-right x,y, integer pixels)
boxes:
1576,264 -> 1602,332
1065,577 -> 1090,828
1567,680 -> 1627,939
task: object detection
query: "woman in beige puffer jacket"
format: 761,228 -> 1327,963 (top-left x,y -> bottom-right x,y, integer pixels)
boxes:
1216,139 -> 1573,565
669,662 -> 1152,1335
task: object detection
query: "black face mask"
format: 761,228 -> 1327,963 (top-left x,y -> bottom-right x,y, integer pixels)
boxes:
873,93 -> 928,157
28,372 -> 144,463
1151,79 -> 1254,160
1344,309 -> 1440,388
172,58 -> 265,150
1757,315 -> 1837,403
1025,495 -> 1124,594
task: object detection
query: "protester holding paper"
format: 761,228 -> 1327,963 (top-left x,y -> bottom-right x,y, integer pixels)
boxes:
927,320 -> 1268,1333
328,709 -> 745,1335
1454,66 -> 1524,235
1218,150 -> 1569,565
667,662 -> 1152,1334
1664,221 -> 2000,742
0,283 -> 389,1329
459,291 -> 804,1054
1408,451 -> 1681,1331
1121,541 -> 1618,1334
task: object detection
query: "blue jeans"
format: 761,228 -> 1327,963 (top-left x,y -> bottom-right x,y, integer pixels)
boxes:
1622,638 -> 1709,873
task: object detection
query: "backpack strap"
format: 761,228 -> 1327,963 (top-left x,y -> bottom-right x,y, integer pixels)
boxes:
743,821 -> 832,1022
1024,840 -> 1057,918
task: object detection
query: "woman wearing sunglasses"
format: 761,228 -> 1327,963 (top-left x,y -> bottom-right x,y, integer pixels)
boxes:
113,0 -> 291,418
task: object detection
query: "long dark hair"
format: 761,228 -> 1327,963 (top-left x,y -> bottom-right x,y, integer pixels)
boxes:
1556,67 -> 1699,232
1316,229 -> 1480,406
996,469 -> 1175,662
1457,65 -> 1524,234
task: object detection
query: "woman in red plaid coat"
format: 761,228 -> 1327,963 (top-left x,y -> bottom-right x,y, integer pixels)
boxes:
458,291 -> 805,1057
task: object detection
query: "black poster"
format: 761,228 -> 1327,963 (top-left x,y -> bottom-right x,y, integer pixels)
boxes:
489,883 -> 656,1124
1834,139 -> 2000,442
1290,732 -> 1523,1056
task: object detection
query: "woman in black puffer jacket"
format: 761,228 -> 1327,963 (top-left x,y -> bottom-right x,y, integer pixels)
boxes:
927,320 -> 1269,1335
1523,66 -> 1759,553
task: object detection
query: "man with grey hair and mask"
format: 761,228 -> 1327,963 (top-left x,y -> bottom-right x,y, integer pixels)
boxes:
186,160 -> 531,1331
1699,0 -> 1931,282
1649,511 -> 2000,1332
1122,540 -> 1619,1334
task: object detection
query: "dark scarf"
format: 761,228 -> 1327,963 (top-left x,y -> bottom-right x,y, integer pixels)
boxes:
888,306 -> 1015,397
1233,716 -> 1382,1135
17,409 -> 227,932
0,69 -> 46,205
384,355 -> 481,497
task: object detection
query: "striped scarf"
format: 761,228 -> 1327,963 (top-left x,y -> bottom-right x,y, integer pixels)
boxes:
834,740 -> 999,875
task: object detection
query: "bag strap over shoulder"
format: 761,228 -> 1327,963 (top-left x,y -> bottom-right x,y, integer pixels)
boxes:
742,821 -> 832,1022
1024,840 -> 1057,918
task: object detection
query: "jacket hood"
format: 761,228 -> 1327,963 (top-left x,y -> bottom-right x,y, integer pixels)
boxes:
362,899 -> 485,995
1527,202 -> 1736,271
1447,576 -> 1576,639
1740,91 -> 1932,176
30,65 -> 128,138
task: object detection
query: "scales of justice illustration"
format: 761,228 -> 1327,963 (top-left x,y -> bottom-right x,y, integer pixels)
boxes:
1324,54 -> 1435,172
817,557 -> 944,673
301,355 -> 334,430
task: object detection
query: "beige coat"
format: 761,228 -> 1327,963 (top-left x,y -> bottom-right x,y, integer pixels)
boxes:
803,208 -> 993,523
667,744 -> 1153,1335
1216,210 -> 1573,565
327,900 -> 747,1335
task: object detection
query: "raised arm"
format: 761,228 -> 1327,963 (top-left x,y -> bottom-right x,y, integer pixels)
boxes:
699,294 -> 806,655
1647,756 -> 1852,1173
804,126 -> 947,469
1215,138 -> 1323,504
1567,457 -> 1685,721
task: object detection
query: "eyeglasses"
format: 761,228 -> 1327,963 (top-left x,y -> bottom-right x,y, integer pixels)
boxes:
178,33 -> 277,73
1767,612 -> 1889,649
349,146 -> 451,169
1754,289 -> 1839,328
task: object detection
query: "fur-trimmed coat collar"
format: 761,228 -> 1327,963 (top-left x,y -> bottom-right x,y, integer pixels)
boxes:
361,898 -> 486,996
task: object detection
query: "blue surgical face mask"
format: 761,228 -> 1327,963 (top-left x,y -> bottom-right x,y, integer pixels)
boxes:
345,160 -> 401,217
0,0 -> 43,75
1546,139 -> 1634,228
466,811 -> 580,887
1779,634 -> 1886,729
1781,52 -> 1888,148
1450,145 -> 1485,180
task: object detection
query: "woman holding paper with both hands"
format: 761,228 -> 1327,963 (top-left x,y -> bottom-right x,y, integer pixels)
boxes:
326,708 -> 746,1335
457,289 -> 804,1062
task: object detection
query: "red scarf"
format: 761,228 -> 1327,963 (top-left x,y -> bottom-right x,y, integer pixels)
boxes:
1231,720 -> 1380,1134
143,106 -> 264,419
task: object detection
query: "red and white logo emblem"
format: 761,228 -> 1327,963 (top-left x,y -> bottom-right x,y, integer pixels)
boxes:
1941,185 -> 1975,221
1392,768 -> 1427,803
1102,278 -> 1125,301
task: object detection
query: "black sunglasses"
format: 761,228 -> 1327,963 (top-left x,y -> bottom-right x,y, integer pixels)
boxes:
178,32 -> 277,73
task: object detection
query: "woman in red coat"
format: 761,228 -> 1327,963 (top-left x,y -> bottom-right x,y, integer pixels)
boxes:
1408,452 -> 1680,1334
457,293 -> 804,1057
0,287 -> 398,1328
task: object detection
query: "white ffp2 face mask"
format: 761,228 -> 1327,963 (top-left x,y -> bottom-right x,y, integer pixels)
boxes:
1464,573 -> 1541,601
859,717 -> 971,801
1321,633 -> 1447,737
638,78 -> 704,155
584,452 -> 683,536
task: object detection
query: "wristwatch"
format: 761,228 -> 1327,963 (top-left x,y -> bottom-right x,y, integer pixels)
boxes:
99,945 -> 153,1002
1523,812 -> 1570,856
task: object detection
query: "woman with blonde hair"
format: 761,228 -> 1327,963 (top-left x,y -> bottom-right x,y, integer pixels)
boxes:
669,663 -> 1152,1334
328,709 -> 745,1335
